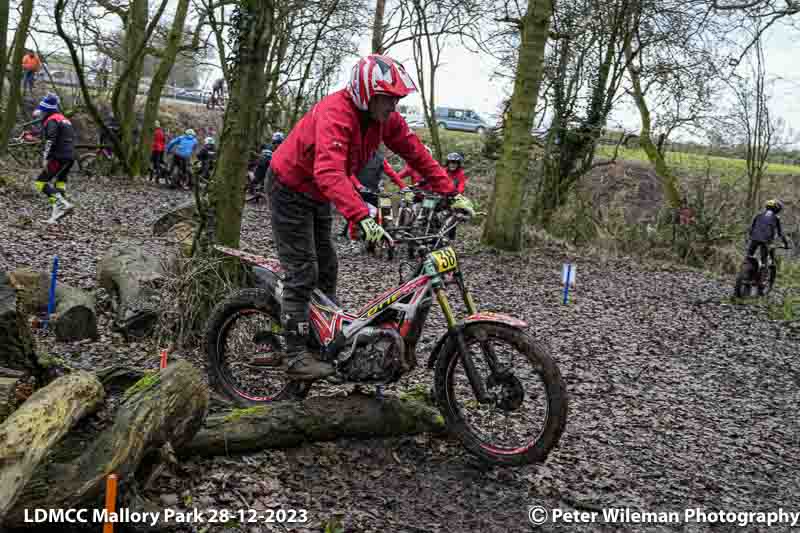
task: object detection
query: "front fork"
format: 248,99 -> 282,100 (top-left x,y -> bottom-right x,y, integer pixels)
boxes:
434,273 -> 498,404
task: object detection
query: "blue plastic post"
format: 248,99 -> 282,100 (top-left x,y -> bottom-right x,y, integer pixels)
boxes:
562,263 -> 571,305
45,255 -> 59,326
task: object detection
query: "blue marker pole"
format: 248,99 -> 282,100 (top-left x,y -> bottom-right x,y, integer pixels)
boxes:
562,263 -> 572,305
45,255 -> 59,327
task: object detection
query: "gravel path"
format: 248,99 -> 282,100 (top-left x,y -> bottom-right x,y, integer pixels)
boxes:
1,172 -> 799,533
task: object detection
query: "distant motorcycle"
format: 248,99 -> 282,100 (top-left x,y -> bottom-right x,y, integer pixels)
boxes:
734,243 -> 791,297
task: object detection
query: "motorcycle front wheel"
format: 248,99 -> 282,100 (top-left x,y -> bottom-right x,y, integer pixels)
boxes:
433,322 -> 567,466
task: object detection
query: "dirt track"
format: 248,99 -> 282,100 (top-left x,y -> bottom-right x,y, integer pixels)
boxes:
1,172 -> 799,532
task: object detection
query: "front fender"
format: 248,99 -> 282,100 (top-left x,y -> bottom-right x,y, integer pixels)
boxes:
425,312 -> 528,369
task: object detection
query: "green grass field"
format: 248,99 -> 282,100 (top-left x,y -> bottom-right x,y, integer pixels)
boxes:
595,145 -> 800,180
409,128 -> 800,182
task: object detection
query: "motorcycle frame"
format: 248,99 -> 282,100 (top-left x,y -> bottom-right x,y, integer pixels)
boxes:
215,244 -> 495,399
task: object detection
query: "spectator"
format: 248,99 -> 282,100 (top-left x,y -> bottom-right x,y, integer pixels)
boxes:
149,120 -> 166,179
22,50 -> 41,93
211,78 -> 225,107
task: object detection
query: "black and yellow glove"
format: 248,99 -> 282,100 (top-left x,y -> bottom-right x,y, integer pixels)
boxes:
358,217 -> 387,243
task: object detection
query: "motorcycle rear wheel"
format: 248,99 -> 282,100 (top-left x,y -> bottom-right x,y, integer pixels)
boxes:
205,288 -> 311,406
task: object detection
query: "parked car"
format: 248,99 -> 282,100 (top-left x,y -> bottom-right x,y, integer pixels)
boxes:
176,88 -> 203,102
434,107 -> 488,134
404,114 -> 426,128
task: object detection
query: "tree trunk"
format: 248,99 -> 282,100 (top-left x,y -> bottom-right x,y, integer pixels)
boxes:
0,0 -> 10,104
0,0 -> 34,157
97,246 -> 166,338
482,2 -> 553,250
3,361 -> 208,528
0,376 -> 21,424
0,371 -> 105,521
0,272 -> 42,381
371,0 -> 387,53
206,0 -> 275,250
624,41 -> 681,209
180,391 -> 446,457
140,0 -> 192,171
9,268 -> 98,343
116,0 -> 149,177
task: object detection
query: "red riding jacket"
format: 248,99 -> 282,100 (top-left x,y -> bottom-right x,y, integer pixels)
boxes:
270,89 -> 455,221
151,128 -> 165,152
448,167 -> 467,194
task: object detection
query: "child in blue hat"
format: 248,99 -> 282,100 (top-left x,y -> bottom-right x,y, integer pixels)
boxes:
33,93 -> 76,223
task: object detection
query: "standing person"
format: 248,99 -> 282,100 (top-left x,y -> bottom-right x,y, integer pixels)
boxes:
263,54 -> 470,379
149,120 -> 166,180
22,50 -> 41,93
211,78 -> 225,107
32,94 -> 76,224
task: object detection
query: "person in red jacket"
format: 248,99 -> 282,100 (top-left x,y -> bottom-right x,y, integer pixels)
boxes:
395,145 -> 433,190
149,120 -> 166,180
383,158 -> 406,189
263,54 -> 466,379
446,152 -> 467,193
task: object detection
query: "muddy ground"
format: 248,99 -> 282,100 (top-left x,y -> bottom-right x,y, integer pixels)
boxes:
1,170 -> 799,533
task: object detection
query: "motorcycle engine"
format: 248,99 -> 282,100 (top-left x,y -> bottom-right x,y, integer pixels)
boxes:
338,326 -> 410,383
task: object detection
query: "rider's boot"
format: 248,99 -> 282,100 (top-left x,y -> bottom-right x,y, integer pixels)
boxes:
45,194 -> 74,224
283,332 -> 334,381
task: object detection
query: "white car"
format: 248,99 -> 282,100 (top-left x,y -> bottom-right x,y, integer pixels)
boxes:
404,114 -> 426,128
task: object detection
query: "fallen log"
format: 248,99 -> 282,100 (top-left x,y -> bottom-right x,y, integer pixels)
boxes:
3,360 -> 208,528
152,200 -> 196,237
180,390 -> 446,457
97,245 -> 166,339
0,377 -> 19,424
0,272 -> 39,377
8,268 -> 98,343
0,371 -> 104,521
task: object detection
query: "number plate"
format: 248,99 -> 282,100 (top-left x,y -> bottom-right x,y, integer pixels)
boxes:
379,197 -> 392,207
430,247 -> 458,273
404,191 -> 414,202
423,197 -> 437,209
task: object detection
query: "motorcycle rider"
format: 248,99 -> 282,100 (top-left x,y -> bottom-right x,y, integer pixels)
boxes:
263,54 -> 470,380
445,152 -> 468,193
747,199 -> 789,267
196,136 -> 218,179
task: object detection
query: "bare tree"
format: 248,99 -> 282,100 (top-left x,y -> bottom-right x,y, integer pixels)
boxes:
623,0 -> 732,209
0,0 -> 34,157
0,0 -> 10,105
371,0 -> 388,53
529,0 -> 635,226
198,0 -> 275,252
482,0 -> 554,250
140,2 -> 206,170
726,31 -> 775,212
54,0 -> 170,176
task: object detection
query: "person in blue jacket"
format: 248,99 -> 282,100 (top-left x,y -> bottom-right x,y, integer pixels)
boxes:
166,129 -> 199,189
